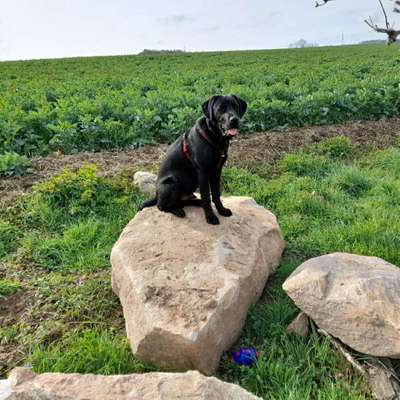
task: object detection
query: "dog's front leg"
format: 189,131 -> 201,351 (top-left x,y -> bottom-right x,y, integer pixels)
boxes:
198,170 -> 219,225
210,169 -> 232,217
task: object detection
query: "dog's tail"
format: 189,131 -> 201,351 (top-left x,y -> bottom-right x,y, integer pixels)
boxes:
139,197 -> 157,211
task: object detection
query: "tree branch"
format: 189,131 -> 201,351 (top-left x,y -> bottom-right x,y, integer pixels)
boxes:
378,0 -> 391,28
315,0 -> 334,8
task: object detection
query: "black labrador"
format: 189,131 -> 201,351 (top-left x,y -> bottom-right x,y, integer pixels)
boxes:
140,94 -> 247,225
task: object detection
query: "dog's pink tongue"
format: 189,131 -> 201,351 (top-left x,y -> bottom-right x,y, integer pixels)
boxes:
226,128 -> 239,137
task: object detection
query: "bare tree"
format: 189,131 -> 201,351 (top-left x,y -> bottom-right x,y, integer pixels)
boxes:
316,0 -> 399,12
315,0 -> 400,44
315,0 -> 335,8
364,0 -> 400,44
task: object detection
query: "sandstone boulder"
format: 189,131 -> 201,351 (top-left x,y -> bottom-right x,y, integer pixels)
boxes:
111,196 -> 284,374
283,253 -> 400,358
133,171 -> 157,195
2,368 -> 261,400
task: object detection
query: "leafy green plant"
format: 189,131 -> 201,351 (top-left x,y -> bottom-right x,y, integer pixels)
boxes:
0,152 -> 31,177
0,44 -> 399,156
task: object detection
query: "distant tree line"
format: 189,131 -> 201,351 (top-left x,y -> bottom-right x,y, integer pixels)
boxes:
289,39 -> 319,48
138,49 -> 185,55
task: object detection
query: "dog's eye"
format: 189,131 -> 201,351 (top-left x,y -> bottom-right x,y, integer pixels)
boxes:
218,106 -> 226,113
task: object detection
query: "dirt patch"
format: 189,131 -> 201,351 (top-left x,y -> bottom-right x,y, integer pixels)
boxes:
0,291 -> 31,326
229,117 -> 400,167
1,117 -> 400,204
0,289 -> 34,376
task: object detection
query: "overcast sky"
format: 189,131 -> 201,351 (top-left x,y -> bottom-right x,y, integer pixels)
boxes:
0,0 -> 396,61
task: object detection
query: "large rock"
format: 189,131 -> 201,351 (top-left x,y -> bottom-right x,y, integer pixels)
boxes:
2,367 -> 261,400
283,253 -> 400,358
111,196 -> 284,374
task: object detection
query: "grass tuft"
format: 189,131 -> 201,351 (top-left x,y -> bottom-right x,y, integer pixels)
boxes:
313,135 -> 354,159
0,279 -> 21,298
277,152 -> 332,178
29,329 -> 150,375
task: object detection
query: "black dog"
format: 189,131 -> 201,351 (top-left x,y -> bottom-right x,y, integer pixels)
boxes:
140,95 -> 247,225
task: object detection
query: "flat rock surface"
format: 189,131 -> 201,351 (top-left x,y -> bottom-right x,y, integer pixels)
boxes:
111,196 -> 284,374
283,252 -> 400,358
1,368 -> 262,400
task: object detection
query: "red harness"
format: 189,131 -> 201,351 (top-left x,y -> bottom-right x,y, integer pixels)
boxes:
182,133 -> 191,161
182,128 -> 227,168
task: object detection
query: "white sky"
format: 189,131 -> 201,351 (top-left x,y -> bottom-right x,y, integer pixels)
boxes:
0,0 -> 396,61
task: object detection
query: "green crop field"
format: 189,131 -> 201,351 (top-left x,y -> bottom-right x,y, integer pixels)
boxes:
0,44 -> 399,157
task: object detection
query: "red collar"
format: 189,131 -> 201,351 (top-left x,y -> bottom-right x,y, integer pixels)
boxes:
181,128 -> 228,168
197,126 -> 224,152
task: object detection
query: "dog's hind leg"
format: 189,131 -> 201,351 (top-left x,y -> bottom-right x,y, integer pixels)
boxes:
157,177 -> 186,218
181,198 -> 202,207
180,193 -> 202,207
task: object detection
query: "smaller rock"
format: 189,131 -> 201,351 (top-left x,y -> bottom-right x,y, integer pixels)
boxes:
3,367 -> 262,400
283,253 -> 400,358
287,312 -> 310,338
133,171 -> 157,195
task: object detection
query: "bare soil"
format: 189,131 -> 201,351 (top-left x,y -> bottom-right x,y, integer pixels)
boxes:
1,117 -> 400,204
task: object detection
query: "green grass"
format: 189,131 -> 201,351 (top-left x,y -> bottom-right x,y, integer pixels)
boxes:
222,141 -> 400,266
29,330 -> 150,375
0,279 -> 21,298
1,164 -> 143,272
0,219 -> 21,259
1,45 -> 400,156
2,136 -> 400,398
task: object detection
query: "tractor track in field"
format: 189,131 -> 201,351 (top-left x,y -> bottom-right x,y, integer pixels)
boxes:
1,117 -> 400,205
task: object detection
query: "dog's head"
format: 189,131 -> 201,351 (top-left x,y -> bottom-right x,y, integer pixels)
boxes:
202,95 -> 247,138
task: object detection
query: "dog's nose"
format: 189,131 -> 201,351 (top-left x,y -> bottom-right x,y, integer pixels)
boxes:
229,116 -> 239,126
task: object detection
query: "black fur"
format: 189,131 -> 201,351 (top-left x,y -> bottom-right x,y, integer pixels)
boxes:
139,94 -> 247,225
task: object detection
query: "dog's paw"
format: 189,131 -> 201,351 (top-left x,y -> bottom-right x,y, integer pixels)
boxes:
206,214 -> 220,225
217,207 -> 232,217
172,208 -> 186,218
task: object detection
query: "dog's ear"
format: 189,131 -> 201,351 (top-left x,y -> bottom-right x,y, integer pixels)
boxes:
202,95 -> 221,122
231,95 -> 248,118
